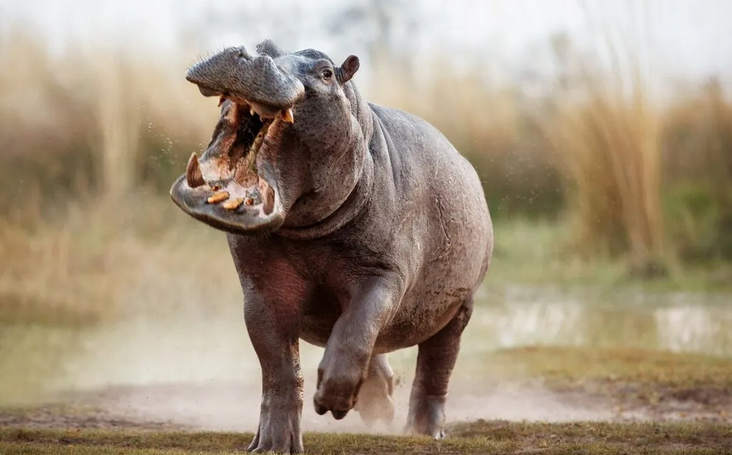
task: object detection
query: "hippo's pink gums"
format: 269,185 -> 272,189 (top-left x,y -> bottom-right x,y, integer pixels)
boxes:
170,40 -> 493,454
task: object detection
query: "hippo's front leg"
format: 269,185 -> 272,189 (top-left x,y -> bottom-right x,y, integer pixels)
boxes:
243,289 -> 304,453
313,275 -> 401,419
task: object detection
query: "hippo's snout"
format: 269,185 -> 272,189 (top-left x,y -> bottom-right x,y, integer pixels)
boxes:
186,46 -> 304,112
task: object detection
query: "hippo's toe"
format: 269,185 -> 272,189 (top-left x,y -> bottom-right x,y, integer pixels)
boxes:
405,392 -> 448,439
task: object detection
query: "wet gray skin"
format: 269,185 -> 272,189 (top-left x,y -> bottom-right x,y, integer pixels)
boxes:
170,39 -> 493,454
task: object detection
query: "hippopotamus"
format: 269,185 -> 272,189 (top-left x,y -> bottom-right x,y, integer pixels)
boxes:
170,39 -> 493,454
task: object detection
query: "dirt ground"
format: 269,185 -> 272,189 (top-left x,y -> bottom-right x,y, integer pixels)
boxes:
1,385 -> 731,455
1,377 -> 729,432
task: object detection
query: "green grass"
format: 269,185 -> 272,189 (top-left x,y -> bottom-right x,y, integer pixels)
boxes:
483,346 -> 732,386
470,347 -> 732,415
1,422 -> 730,454
488,218 -> 732,292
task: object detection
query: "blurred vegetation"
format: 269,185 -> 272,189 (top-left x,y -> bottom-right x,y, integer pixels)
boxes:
662,79 -> 732,263
1,18 -> 731,321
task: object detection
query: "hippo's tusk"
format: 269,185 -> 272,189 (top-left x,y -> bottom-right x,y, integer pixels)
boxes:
218,95 -> 226,107
226,103 -> 238,125
186,153 -> 205,188
282,108 -> 294,123
207,191 -> 230,204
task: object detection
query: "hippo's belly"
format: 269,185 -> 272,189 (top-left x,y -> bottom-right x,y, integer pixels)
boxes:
298,288 -> 340,348
299,314 -> 336,348
296,269 -> 476,353
375,170 -> 492,352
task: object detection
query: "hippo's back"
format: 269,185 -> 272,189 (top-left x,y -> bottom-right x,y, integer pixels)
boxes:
368,103 -> 493,348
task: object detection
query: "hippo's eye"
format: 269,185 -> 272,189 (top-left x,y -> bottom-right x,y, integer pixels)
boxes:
322,69 -> 333,81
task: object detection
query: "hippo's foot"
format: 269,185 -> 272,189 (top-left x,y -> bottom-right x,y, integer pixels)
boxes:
354,354 -> 395,426
313,353 -> 364,420
248,396 -> 303,454
405,391 -> 447,439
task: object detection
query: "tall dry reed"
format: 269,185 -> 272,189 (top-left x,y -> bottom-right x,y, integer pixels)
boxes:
662,78 -> 732,261
547,75 -> 664,274
541,3 -> 667,275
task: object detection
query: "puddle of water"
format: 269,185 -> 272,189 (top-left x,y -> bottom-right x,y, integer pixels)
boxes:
463,284 -> 732,357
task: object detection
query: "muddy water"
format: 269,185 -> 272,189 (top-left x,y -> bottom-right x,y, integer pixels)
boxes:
464,285 -> 732,356
1,284 -> 731,430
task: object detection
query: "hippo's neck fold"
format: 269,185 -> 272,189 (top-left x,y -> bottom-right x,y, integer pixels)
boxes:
275,92 -> 376,240
275,145 -> 374,240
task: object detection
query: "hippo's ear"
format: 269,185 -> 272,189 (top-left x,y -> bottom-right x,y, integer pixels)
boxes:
336,55 -> 360,84
256,39 -> 286,58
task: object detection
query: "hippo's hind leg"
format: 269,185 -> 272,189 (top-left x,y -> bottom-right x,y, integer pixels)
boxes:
405,297 -> 474,438
354,354 -> 395,426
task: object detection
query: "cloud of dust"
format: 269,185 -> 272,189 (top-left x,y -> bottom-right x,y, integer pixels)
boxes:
53,305 -> 612,433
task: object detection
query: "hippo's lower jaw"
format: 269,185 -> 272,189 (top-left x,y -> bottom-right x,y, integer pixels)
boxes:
169,100 -> 289,234
169,173 -> 285,234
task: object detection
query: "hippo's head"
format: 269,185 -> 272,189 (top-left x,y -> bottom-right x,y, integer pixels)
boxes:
170,40 -> 365,234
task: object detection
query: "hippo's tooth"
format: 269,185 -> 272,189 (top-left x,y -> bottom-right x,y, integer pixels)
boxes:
207,191 -> 230,204
226,103 -> 238,124
282,108 -> 294,123
250,107 -> 256,116
266,117 -> 280,139
185,153 -> 205,188
222,197 -> 244,210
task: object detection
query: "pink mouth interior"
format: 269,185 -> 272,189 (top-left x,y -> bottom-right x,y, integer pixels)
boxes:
184,100 -> 285,216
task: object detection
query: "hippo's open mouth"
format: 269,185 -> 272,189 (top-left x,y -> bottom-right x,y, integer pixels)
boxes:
169,96 -> 293,233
